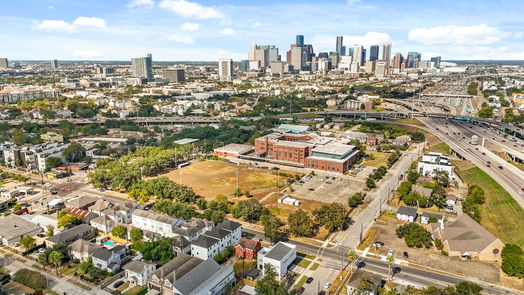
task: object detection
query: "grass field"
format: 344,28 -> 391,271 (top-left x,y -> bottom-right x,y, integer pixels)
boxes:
428,142 -> 451,154
457,167 -> 524,248
3,281 -> 33,295
234,260 -> 256,276
160,160 -> 285,198
362,151 -> 390,168
294,256 -> 312,268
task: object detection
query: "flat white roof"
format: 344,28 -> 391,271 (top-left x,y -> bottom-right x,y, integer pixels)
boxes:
173,138 -> 200,145
214,143 -> 254,155
312,144 -> 356,156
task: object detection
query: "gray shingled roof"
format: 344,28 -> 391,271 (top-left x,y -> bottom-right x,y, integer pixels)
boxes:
172,258 -> 221,295
123,260 -> 155,274
191,235 -> 219,249
46,224 -> 95,244
397,206 -> 418,217
204,228 -> 230,240
216,220 -> 241,232
264,242 -> 294,261
92,247 -> 113,261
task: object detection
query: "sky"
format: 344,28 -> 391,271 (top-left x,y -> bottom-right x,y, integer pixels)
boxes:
1,0 -> 523,61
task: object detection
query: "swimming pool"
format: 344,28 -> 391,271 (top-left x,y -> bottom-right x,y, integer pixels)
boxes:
104,241 -> 116,246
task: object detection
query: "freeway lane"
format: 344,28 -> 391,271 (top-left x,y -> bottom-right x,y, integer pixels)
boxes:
242,229 -> 522,294
419,117 -> 524,208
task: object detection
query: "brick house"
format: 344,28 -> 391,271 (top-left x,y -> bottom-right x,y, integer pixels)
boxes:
234,238 -> 262,260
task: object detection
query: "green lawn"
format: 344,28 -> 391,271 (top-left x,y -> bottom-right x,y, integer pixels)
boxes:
233,260 -> 256,276
458,167 -> 524,248
294,276 -> 308,290
428,142 -> 451,154
297,252 -> 316,260
116,282 -> 130,293
309,262 -> 320,270
123,286 -> 147,295
293,257 -> 312,269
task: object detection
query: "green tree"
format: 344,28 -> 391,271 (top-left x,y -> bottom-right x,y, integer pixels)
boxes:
128,187 -> 150,204
347,249 -> 358,272
288,209 -> 316,237
130,228 -> 144,243
37,252 -> 49,270
46,225 -> 55,237
20,236 -> 36,251
111,225 -> 127,239
348,192 -> 365,208
386,255 -> 395,281
63,142 -> 86,162
396,223 -> 433,248
313,203 -> 348,232
255,265 -> 290,295
45,157 -> 63,171
57,214 -> 82,229
366,177 -> 376,189
261,214 -> 284,243
501,244 -> 524,278
232,199 -> 268,222
49,251 -> 64,276
455,281 -> 482,295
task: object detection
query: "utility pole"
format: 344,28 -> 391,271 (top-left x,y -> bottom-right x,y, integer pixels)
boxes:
236,169 -> 239,196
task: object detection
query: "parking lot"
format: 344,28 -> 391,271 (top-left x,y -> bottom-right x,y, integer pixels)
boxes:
289,167 -> 373,204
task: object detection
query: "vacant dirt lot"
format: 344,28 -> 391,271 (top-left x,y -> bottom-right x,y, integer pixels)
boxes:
160,160 -> 295,198
374,219 -> 501,283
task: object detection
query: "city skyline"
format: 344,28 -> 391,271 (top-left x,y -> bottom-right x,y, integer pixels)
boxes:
1,0 -> 523,60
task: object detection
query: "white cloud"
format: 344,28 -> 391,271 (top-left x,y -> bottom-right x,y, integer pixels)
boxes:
73,17 -> 106,28
219,28 -> 235,35
159,0 -> 224,19
251,21 -> 262,28
127,0 -> 155,8
168,34 -> 195,44
34,20 -> 76,32
48,5 -> 55,10
408,24 -> 510,45
347,0 -> 361,4
72,49 -> 102,58
180,22 -> 200,31
34,17 -> 106,33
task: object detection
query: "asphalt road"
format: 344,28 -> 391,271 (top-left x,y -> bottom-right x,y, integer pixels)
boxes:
242,228 -> 523,295
419,117 -> 524,208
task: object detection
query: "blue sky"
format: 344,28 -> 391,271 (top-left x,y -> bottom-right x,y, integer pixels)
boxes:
1,0 -> 523,60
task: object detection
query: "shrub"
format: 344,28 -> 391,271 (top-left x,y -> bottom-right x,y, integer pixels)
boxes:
396,223 -> 433,248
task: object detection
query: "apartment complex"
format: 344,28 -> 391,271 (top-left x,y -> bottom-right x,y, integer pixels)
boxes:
3,142 -> 69,172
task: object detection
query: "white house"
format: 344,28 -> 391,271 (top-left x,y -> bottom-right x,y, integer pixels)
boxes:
257,242 -> 297,280
69,239 -> 98,261
89,215 -> 115,233
91,246 -> 124,273
131,209 -> 184,237
171,258 -> 235,295
417,152 -> 454,180
190,220 -> 242,260
420,212 -> 445,227
122,260 -> 156,286
396,206 -> 418,222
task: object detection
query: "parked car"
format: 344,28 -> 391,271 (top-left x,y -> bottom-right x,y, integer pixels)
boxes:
324,282 -> 331,289
403,251 -> 409,258
306,277 -> 314,284
387,249 -> 394,256
296,287 -> 305,294
113,281 -> 124,288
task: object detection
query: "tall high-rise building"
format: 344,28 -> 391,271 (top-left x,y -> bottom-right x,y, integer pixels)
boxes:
407,52 -> 421,68
369,45 -> 379,61
296,35 -> 304,47
352,45 -> 364,66
336,36 -> 343,56
218,58 -> 233,81
248,43 -> 257,60
0,58 -> 8,68
317,52 -> 329,59
162,68 -> 185,82
131,53 -> 153,80
260,45 -> 279,63
348,47 -> 354,58
239,60 -> 249,72
290,47 -> 304,71
303,44 -> 315,62
430,56 -> 442,68
51,59 -> 59,68
393,53 -> 403,69
375,61 -> 387,77
361,48 -> 367,66
341,46 -> 346,56
382,43 -> 392,68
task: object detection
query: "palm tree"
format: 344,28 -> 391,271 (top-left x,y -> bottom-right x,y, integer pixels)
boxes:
49,251 -> 64,276
347,249 -> 358,272
37,252 -> 48,271
386,255 -> 395,281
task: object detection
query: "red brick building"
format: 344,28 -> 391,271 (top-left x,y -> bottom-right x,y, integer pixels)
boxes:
254,133 -> 359,173
234,238 -> 262,260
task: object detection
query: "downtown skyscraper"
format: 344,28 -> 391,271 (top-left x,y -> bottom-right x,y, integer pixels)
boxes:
131,53 -> 153,81
369,45 -> 379,61
336,36 -> 343,56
